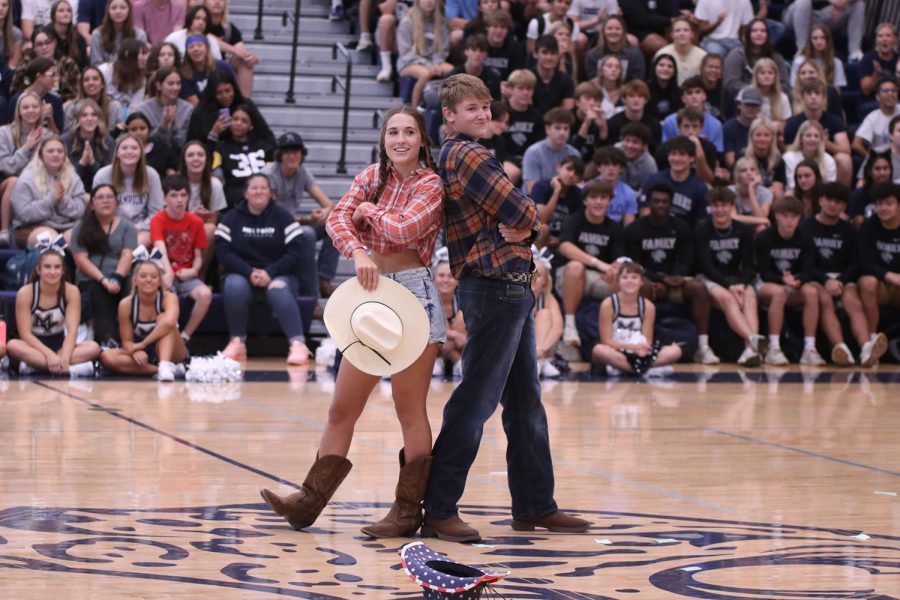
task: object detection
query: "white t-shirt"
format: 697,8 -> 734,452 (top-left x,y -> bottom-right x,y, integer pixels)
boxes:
526,14 -> 581,41
783,150 -> 837,189
694,0 -> 752,40
760,92 -> 792,121
655,44 -> 708,85
855,105 -> 900,150
567,0 -> 620,26
22,0 -> 77,26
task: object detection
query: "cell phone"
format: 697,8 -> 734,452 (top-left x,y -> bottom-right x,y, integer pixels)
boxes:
219,108 -> 231,119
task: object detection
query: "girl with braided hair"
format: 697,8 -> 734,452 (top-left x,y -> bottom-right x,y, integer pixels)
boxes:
260,105 -> 446,539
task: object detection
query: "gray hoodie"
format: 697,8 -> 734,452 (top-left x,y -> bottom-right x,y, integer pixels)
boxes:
92,164 -> 164,231
11,168 -> 86,231
135,97 -> 194,153
0,126 -> 38,176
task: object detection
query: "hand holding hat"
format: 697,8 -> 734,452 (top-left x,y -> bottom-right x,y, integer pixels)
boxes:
324,275 -> 430,376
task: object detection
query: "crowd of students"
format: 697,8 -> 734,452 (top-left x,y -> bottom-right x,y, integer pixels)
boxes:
335,0 -> 899,374
0,0 -> 341,378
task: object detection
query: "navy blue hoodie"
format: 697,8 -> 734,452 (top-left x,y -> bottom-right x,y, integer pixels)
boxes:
215,200 -> 302,278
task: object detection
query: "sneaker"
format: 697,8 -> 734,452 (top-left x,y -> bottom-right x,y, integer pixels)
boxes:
376,64 -> 392,83
605,365 -> 622,377
223,338 -> 247,362
157,361 -> 176,382
452,360 -> 463,378
800,347 -> 826,366
693,345 -> 720,365
830,342 -> 854,366
356,33 -> 373,52
0,230 -> 9,248
848,50 -> 864,62
329,3 -> 343,20
287,341 -> 310,366
644,365 -> 674,378
174,363 -> 186,378
18,362 -> 35,376
563,323 -> 581,347
764,347 -> 790,366
69,361 -> 95,379
860,333 -> 888,368
0,356 -> 8,372
540,358 -> 561,379
432,357 -> 444,377
736,346 -> 761,367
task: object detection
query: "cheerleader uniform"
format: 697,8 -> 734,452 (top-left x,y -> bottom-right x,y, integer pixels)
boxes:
131,291 -> 164,364
31,281 -> 67,352
610,293 -> 660,376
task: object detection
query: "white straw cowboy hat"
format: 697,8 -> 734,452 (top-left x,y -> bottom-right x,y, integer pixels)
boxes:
324,276 -> 430,376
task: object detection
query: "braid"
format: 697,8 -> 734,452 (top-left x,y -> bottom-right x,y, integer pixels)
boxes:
370,146 -> 391,205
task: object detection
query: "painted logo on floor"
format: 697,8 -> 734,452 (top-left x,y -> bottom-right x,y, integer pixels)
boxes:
0,504 -> 897,599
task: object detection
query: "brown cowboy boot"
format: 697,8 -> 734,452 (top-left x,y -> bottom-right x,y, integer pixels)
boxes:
360,450 -> 431,538
260,454 -> 352,530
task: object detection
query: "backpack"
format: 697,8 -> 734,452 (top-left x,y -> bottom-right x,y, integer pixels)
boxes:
2,245 -> 39,290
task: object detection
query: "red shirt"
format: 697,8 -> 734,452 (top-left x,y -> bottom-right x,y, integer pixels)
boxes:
150,210 -> 207,273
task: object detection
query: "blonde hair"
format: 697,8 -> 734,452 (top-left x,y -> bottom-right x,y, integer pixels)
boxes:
25,135 -> 76,196
743,117 -> 781,174
439,73 -> 492,110
68,99 -> 111,156
407,0 -> 445,59
11,91 -> 45,150
751,58 -> 786,120
788,119 -> 829,177
506,68 -> 537,88
733,155 -> 760,180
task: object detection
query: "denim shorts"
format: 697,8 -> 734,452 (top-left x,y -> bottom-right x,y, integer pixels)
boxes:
383,266 -> 447,344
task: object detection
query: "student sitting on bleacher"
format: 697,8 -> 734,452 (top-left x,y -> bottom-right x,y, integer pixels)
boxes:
146,41 -> 193,103
743,117 -> 785,203
179,140 -> 224,276
396,0 -> 453,108
215,174 -> 309,365
13,26 -> 80,103
212,104 -> 275,209
63,66 -> 126,133
99,39 -> 149,113
791,60 -> 844,119
71,183 -> 137,348
61,99 -> 115,191
99,248 -> 189,381
7,242 -> 100,377
501,68 -> 542,165
558,179 -> 624,352
136,67 -> 194,155
784,78 -> 851,185
521,106 -> 579,194
626,182 -> 720,365
754,196 -> 822,366
0,91 -> 53,247
92,133 -> 165,248
150,175 -> 212,347
647,54 -> 681,121
856,22 -> 896,100
787,159 -> 823,218
801,182 -> 870,366
722,18 -> 789,99
614,122 -> 656,193
9,56 -> 65,133
783,121 -> 836,193
857,182 -> 900,366
789,23 -> 846,91
179,34 -> 235,100
533,155 -> 584,251
852,79 -> 900,159
204,0 -> 260,97
850,149 -> 892,228
264,132 -> 338,299
49,0 -> 89,70
729,156 -> 773,231
751,58 -> 790,130
186,69 -> 274,152
90,0 -> 148,66
164,5 -> 223,63
125,111 -> 179,178
10,135 -> 85,247
694,187 -> 762,367
482,9 -> 525,82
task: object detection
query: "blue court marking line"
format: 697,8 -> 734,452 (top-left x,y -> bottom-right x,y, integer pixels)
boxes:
34,381 -> 303,491
709,429 -> 900,478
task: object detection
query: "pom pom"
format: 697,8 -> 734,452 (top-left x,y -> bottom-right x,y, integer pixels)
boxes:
185,352 -> 242,383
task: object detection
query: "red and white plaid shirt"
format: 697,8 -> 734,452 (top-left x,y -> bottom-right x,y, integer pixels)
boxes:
326,163 -> 444,268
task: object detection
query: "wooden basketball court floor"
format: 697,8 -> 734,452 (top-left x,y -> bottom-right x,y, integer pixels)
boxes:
1,363 -> 899,599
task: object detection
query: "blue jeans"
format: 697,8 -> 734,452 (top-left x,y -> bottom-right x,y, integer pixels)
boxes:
424,275 -> 558,520
295,225 -> 340,296
223,273 -> 305,343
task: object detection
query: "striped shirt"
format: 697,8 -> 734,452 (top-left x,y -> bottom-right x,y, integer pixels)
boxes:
326,163 -> 444,268
440,133 -> 539,279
